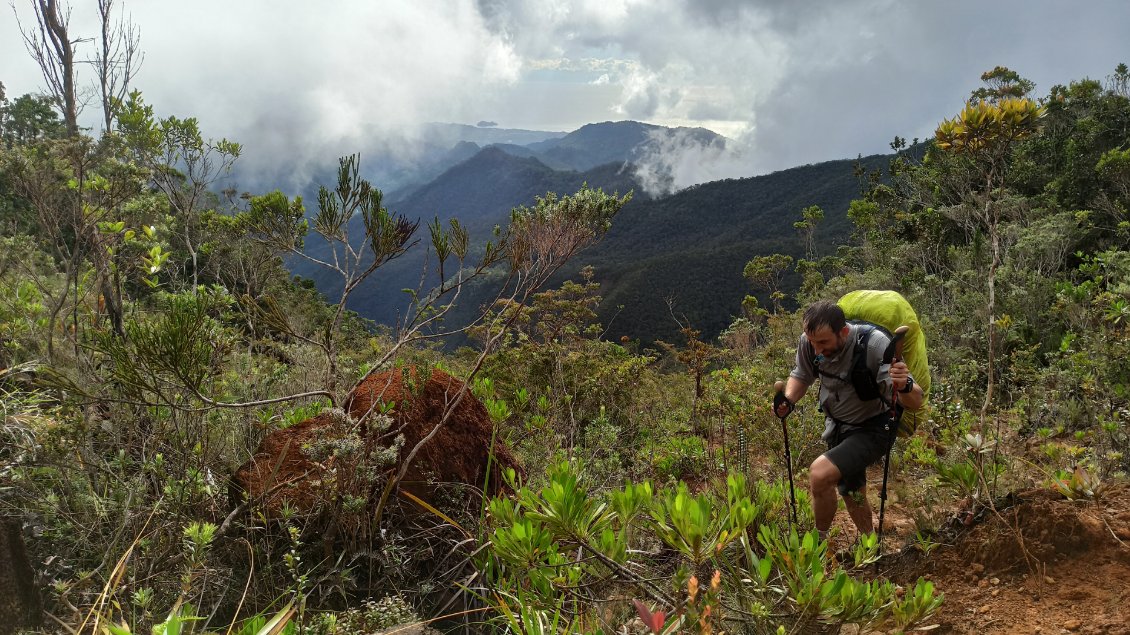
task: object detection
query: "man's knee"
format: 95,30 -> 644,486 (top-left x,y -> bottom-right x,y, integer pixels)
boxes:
809,455 -> 840,491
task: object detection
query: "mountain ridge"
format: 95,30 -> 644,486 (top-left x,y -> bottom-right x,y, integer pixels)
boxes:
286,120 -> 885,344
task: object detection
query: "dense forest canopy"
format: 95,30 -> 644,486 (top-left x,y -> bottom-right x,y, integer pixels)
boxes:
2,6 -> 1130,629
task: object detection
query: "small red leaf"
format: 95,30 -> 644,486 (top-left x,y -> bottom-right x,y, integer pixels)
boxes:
632,599 -> 666,633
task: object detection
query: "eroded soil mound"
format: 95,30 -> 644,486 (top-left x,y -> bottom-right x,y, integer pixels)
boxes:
887,482 -> 1130,634
232,367 -> 522,517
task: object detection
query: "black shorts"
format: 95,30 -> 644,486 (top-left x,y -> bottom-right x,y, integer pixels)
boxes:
824,413 -> 895,495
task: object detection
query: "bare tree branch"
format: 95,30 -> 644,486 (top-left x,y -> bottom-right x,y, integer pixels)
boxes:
93,0 -> 142,134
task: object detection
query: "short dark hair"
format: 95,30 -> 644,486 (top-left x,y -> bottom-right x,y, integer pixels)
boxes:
803,300 -> 846,334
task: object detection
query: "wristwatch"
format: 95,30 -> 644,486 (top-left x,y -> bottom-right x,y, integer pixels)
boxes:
899,376 -> 915,394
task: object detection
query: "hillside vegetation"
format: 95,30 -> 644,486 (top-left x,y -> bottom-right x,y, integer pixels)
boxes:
2,58 -> 1130,634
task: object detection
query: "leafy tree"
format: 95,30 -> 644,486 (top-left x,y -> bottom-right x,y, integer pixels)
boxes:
970,66 -> 1035,103
0,92 -> 65,147
118,91 -> 241,289
794,204 -> 824,259
934,95 -> 1045,422
1106,62 -> 1130,98
743,253 -> 793,312
239,155 -> 420,401
658,323 -> 724,421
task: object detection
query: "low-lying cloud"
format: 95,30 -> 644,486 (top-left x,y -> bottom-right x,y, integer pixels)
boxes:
5,0 -> 1129,196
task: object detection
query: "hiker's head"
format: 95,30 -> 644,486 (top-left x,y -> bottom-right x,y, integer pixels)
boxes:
803,300 -> 850,357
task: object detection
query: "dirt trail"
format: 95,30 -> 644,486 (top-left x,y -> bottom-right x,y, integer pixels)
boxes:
880,482 -> 1130,634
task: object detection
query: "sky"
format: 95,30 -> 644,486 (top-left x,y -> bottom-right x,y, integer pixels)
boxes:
3,0 -> 1130,192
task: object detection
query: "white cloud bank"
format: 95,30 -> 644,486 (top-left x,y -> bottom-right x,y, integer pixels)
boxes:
4,0 -> 1129,192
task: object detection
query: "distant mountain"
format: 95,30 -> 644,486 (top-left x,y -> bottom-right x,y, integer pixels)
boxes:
228,122 -> 566,198
384,140 -> 483,201
423,122 -> 564,147
342,123 -> 569,197
391,121 -> 726,198
285,119 -> 889,346
527,121 -> 726,172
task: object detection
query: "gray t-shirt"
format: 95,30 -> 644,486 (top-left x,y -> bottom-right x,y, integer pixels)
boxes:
790,323 -> 894,440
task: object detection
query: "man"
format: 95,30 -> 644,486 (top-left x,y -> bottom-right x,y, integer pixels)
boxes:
773,300 -> 925,541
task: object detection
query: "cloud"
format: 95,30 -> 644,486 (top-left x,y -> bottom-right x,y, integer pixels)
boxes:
473,0 -> 1130,179
630,126 -> 761,196
5,1 -> 529,189
5,0 -> 1129,194
616,68 -> 661,117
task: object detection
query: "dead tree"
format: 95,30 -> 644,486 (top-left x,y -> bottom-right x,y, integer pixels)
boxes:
94,0 -> 142,133
16,0 -> 84,137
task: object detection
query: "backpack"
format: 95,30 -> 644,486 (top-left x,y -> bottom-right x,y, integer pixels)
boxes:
836,290 -> 930,437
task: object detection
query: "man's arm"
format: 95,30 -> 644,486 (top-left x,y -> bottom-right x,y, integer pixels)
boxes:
785,376 -> 809,407
775,333 -> 815,417
773,375 -> 811,417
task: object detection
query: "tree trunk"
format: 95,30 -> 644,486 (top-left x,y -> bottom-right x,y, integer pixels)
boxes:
39,0 -> 79,137
980,216 -> 999,428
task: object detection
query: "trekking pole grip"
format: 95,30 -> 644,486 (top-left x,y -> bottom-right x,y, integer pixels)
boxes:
772,380 -> 791,417
893,325 -> 909,362
883,325 -> 910,365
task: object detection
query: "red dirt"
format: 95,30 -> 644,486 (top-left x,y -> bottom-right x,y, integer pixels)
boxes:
881,482 -> 1130,634
232,367 -> 523,517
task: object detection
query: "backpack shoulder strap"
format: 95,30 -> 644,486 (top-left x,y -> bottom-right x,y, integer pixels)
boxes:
850,325 -> 889,403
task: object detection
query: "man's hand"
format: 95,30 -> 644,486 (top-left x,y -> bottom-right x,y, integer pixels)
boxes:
773,397 -> 794,419
773,378 -> 808,418
772,379 -> 797,418
890,360 -> 910,392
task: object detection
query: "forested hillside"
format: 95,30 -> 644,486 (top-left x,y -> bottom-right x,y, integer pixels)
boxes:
568,152 -> 894,342
292,131 -> 885,344
3,28 -> 1130,632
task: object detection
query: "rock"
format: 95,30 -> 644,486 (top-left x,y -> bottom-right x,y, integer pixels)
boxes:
970,563 -> 985,576
991,589 -> 1000,597
1063,618 -> 1082,631
1044,575 -> 1055,584
990,577 -> 1000,585
978,604 -> 992,614
977,578 -> 989,588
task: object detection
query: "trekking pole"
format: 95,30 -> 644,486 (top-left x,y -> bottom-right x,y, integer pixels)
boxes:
876,325 -> 909,573
772,380 -> 799,529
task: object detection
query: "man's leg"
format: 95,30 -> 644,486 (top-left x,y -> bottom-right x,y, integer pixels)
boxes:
809,455 -> 842,538
842,485 -> 874,534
